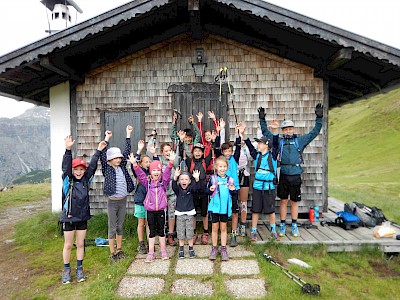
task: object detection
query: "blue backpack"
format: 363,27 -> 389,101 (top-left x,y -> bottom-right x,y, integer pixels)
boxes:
321,211 -> 362,230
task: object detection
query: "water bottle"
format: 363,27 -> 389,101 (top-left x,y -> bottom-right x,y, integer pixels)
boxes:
314,206 -> 319,222
309,207 -> 315,223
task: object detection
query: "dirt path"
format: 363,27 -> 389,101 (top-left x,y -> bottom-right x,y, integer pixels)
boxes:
0,196 -> 51,299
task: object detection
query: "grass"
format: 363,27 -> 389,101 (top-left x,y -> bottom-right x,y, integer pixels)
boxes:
328,87 -> 400,224
9,213 -> 400,299
0,182 -> 51,209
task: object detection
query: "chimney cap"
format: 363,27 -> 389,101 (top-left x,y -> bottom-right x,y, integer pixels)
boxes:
40,0 -> 83,13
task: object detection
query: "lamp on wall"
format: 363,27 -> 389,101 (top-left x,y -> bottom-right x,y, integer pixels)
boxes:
192,48 -> 207,77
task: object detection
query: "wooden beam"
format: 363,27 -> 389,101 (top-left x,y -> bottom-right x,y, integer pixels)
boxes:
327,48 -> 353,71
188,0 -> 203,39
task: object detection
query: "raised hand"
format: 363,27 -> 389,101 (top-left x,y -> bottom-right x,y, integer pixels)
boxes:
177,130 -> 186,141
105,130 -> 112,141
258,107 -> 265,119
196,112 -> 203,121
188,114 -> 194,124
315,103 -> 323,118
172,111 -> 178,124
174,167 -> 181,180
192,169 -> 200,181
126,125 -> 133,137
137,140 -> 145,153
207,111 -> 216,120
98,140 -> 107,151
65,135 -> 75,150
219,118 -> 225,129
210,130 -> 217,142
169,151 -> 176,162
149,144 -> 157,156
237,122 -> 245,135
128,153 -> 137,166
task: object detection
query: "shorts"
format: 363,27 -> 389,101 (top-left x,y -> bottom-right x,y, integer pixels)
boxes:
147,210 -> 166,238
251,189 -> 276,214
63,221 -> 87,231
277,174 -> 302,202
194,193 -> 209,217
134,204 -> 146,219
176,214 -> 195,240
167,194 -> 177,220
210,213 -> 229,223
239,170 -> 250,187
231,193 -> 239,214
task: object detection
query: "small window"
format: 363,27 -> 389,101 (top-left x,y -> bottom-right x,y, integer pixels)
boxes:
69,16 -> 71,22
55,12 -> 59,19
62,12 -> 66,20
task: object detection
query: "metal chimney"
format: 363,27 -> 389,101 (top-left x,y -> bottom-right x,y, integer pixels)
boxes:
40,0 -> 83,34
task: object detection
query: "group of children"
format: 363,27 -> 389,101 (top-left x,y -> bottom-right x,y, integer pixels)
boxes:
60,104 -> 323,284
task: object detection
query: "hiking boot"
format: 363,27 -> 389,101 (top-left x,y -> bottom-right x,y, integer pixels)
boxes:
251,231 -> 257,242
75,267 -> 85,283
189,249 -> 196,259
239,224 -> 247,237
62,268 -> 71,284
201,233 -> 209,245
110,253 -> 119,264
230,233 -> 238,247
138,241 -> 148,254
167,233 -> 177,246
161,249 -> 169,260
291,223 -> 300,237
192,233 -> 198,245
220,246 -> 229,261
270,231 -> 279,240
279,223 -> 286,237
178,249 -> 185,259
145,252 -> 155,263
116,250 -> 125,260
209,246 -> 218,260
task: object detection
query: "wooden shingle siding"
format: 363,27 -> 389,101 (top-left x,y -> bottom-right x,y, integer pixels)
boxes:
74,34 -> 325,214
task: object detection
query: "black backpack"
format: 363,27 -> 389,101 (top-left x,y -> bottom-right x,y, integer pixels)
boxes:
344,202 -> 387,228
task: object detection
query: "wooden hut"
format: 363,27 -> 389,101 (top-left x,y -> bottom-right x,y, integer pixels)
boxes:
1,0 -> 400,215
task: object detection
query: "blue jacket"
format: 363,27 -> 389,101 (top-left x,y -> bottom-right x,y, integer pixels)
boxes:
260,117 -> 323,175
244,135 -> 279,190
206,174 -> 237,217
60,149 -> 100,223
100,138 -> 135,196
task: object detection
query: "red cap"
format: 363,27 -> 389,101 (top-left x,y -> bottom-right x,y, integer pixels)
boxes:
72,158 -> 87,169
149,161 -> 162,173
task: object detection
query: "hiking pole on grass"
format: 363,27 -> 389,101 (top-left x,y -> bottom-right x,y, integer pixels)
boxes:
263,253 -> 320,296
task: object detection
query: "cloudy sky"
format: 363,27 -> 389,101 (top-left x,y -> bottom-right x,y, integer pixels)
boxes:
0,0 -> 399,118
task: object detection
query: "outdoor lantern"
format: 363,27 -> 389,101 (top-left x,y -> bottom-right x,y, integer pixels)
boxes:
192,48 -> 207,77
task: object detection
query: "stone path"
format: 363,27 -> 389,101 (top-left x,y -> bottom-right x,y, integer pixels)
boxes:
116,244 -> 267,299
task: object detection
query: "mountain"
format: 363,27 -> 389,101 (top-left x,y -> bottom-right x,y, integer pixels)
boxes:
0,106 -> 50,185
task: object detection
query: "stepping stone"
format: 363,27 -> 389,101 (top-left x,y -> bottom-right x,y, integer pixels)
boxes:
194,245 -> 255,258
127,259 -> 170,275
225,278 -> 266,299
117,276 -> 164,298
135,246 -> 176,259
175,259 -> 214,275
171,278 -> 214,297
221,259 -> 260,275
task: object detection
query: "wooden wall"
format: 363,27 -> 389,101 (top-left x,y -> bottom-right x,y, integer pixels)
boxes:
74,33 -> 326,214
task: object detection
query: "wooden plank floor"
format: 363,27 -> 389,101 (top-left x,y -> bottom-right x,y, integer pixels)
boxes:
252,197 -> 400,253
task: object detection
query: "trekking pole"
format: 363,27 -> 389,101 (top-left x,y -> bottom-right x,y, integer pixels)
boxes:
224,67 -> 238,124
263,253 -> 320,296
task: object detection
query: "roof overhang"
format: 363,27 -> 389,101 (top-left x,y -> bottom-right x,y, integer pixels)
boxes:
1,0 -> 399,107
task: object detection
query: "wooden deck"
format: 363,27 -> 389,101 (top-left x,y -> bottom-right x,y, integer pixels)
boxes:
251,197 -> 400,253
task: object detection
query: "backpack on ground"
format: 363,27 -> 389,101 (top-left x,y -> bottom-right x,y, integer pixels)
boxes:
321,211 -> 362,230
344,202 -> 387,227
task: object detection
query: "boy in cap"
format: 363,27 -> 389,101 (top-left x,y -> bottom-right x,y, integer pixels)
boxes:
257,104 -> 323,237
61,135 -> 106,284
100,126 -> 135,262
238,122 -> 279,241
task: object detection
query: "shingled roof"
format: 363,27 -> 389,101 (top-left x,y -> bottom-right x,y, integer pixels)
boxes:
1,0 -> 399,106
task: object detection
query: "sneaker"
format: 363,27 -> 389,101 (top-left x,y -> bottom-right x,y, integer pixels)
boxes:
116,250 -> 125,260
220,246 -> 229,261
161,249 -> 169,260
178,249 -> 185,259
279,223 -> 286,237
189,249 -> 196,259
110,253 -> 119,264
201,233 -> 209,245
192,233 -> 198,245
145,252 -> 155,263
270,231 -> 279,240
138,241 -> 148,254
62,268 -> 71,284
291,223 -> 300,237
75,267 -> 85,283
209,246 -> 218,260
167,233 -> 177,246
251,231 -> 257,242
239,224 -> 247,237
230,233 -> 238,247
